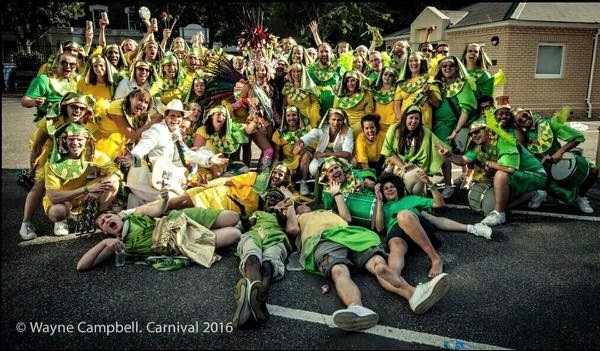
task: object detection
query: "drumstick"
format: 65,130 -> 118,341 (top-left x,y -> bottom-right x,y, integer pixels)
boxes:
170,17 -> 178,31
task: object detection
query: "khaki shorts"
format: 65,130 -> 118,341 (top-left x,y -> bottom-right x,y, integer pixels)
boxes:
237,233 -> 288,281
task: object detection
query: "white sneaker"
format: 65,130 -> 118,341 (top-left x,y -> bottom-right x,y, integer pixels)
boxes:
528,190 -> 547,209
470,223 -> 493,240
332,305 -> 379,331
441,186 -> 455,199
54,221 -> 70,236
299,180 -> 310,196
409,273 -> 450,314
481,211 -> 506,227
576,197 -> 594,214
19,222 -> 37,241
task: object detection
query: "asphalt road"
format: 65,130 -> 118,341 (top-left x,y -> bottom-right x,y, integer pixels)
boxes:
2,96 -> 600,349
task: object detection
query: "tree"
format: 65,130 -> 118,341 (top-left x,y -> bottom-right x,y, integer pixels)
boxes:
4,1 -> 85,53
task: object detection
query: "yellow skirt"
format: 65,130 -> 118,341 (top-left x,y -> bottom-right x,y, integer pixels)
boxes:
186,184 -> 259,215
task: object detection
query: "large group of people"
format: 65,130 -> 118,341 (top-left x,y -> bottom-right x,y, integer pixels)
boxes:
17,12 -> 597,332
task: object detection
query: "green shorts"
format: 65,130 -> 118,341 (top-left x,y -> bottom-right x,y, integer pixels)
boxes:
508,170 -> 547,199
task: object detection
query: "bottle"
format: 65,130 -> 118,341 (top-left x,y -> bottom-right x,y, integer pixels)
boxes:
115,247 -> 126,267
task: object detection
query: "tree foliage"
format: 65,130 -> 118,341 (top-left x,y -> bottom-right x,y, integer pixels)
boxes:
4,1 -> 85,52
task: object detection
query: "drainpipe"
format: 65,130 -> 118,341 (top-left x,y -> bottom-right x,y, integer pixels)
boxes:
586,26 -> 599,119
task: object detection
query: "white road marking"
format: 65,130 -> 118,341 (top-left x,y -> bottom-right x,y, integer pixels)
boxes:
445,204 -> 600,222
267,304 -> 511,350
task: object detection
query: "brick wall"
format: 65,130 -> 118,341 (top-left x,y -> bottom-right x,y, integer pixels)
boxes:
443,25 -> 599,118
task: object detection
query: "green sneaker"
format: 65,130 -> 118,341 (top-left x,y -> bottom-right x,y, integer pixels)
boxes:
231,278 -> 252,329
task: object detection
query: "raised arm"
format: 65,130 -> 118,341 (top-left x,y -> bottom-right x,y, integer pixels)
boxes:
309,21 -> 323,47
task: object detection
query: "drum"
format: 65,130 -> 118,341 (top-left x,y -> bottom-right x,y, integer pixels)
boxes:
468,182 -> 495,215
550,152 -> 590,185
344,191 -> 377,227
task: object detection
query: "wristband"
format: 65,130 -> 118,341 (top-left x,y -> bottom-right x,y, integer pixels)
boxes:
83,185 -> 89,194
331,192 -> 342,197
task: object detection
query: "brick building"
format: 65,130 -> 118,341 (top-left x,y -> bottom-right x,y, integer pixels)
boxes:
383,2 -> 600,119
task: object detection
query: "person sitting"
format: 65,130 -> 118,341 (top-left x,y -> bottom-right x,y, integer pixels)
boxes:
231,188 -> 300,329
44,123 -> 121,236
271,106 -> 312,194
118,99 -> 227,207
77,186 -> 241,271
513,107 -> 598,213
381,105 -> 448,195
373,173 -> 492,279
354,114 -> 385,173
289,185 -> 450,331
316,156 -> 377,227
438,116 -> 547,226
292,108 -> 354,179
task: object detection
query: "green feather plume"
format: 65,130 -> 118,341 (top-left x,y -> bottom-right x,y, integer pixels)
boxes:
551,106 -> 571,124
485,110 -> 516,145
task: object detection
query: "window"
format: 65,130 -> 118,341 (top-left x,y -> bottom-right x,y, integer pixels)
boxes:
125,7 -> 138,30
535,43 -> 565,78
89,5 -> 108,29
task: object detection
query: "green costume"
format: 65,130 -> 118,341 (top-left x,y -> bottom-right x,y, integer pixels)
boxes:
246,211 -> 292,251
380,123 -> 448,176
464,132 -> 547,199
522,114 -> 594,203
431,56 -> 477,143
25,73 -> 75,122
467,68 -> 494,99
122,207 -> 221,256
307,61 -> 345,116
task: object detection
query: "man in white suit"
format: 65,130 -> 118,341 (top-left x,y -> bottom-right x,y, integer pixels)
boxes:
119,99 -> 226,207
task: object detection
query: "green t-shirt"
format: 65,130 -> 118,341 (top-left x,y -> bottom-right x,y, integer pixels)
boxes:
25,74 -> 71,122
526,119 -> 585,157
321,168 -> 376,210
246,211 -> 292,251
383,195 -> 433,234
464,138 -> 543,172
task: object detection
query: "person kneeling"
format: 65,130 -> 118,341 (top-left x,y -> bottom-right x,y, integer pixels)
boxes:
44,123 -> 121,236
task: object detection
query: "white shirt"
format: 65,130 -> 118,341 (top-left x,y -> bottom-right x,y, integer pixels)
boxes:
300,124 -> 354,154
114,77 -> 151,99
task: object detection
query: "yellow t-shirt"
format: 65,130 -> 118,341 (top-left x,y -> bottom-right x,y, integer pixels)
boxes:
355,131 -> 385,164
297,210 -> 347,246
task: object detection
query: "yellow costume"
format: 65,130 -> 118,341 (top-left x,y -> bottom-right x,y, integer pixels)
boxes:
76,80 -> 112,101
373,88 -> 396,134
333,91 -> 374,137
394,76 -> 440,130
92,99 -> 148,160
186,172 -> 260,215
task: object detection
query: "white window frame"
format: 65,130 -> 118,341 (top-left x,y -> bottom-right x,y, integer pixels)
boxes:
124,7 -> 137,30
535,42 -> 565,79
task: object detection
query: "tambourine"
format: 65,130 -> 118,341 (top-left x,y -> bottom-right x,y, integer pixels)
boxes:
138,6 -> 151,21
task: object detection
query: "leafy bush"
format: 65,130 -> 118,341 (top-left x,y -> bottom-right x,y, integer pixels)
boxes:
13,51 -> 46,69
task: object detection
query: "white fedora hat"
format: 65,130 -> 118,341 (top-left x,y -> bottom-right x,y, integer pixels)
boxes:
157,99 -> 192,118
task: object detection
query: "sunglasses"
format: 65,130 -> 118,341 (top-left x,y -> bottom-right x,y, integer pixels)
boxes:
467,49 -> 480,54
441,63 -> 456,69
437,50 -> 449,54
383,72 -> 395,77
421,49 -> 433,53
60,61 -> 77,69
69,105 -> 87,112
136,67 -> 151,72
469,129 -> 483,137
